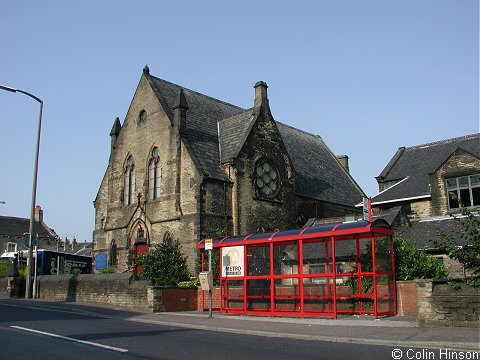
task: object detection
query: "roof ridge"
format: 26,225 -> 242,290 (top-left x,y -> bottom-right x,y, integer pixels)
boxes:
150,75 -> 245,112
407,133 -> 479,150
0,216 -> 29,221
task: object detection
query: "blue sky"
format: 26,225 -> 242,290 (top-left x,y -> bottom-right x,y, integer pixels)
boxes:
0,1 -> 478,243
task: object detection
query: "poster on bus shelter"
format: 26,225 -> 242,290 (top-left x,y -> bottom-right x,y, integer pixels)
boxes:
221,246 -> 244,277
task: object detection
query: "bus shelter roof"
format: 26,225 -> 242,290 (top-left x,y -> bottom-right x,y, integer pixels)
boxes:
196,219 -> 393,249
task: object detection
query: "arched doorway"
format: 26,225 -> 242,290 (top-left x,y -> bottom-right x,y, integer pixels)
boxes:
132,223 -> 149,277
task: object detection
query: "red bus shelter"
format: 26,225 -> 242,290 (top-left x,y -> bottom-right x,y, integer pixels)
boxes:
197,219 -> 396,319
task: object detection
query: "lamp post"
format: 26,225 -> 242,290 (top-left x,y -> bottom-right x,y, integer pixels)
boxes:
0,85 -> 43,299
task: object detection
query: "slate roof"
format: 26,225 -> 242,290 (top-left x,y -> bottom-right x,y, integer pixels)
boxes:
277,123 -> 364,207
148,75 -> 244,181
218,110 -> 255,163
372,134 -> 480,204
396,217 -> 468,251
146,74 -> 364,207
0,216 -> 57,240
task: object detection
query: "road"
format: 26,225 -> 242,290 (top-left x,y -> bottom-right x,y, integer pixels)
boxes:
0,299 -> 461,360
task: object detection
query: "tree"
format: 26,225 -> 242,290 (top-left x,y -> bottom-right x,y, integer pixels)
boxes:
436,209 -> 480,287
136,235 -> 190,286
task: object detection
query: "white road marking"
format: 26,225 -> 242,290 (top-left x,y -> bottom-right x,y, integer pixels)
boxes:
10,325 -> 128,353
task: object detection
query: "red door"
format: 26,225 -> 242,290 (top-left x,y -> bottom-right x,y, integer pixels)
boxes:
135,243 -> 149,277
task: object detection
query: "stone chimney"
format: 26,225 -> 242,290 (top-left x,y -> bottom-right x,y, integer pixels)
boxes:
337,155 -> 349,173
34,205 -> 43,222
254,81 -> 268,109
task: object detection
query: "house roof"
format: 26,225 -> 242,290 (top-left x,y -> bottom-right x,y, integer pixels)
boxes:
396,216 -> 468,251
372,134 -> 480,204
146,73 -> 364,206
0,216 -> 57,240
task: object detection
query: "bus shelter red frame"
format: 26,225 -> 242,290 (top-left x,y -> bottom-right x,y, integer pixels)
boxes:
197,219 -> 396,319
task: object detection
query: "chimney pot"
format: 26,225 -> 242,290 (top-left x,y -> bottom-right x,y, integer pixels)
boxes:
34,206 -> 43,222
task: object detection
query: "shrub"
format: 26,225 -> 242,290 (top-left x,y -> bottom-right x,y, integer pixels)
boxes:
100,266 -> 116,274
0,260 -> 9,277
393,237 -> 448,281
136,235 -> 190,286
178,277 -> 200,287
359,236 -> 447,281
70,268 -> 82,275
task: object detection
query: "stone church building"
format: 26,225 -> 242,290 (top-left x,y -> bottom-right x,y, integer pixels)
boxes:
93,66 -> 364,273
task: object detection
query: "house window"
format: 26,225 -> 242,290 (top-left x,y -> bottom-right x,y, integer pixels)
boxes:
124,156 -> 136,206
446,174 -> 480,209
7,242 -> 17,252
254,159 -> 280,198
148,148 -> 161,200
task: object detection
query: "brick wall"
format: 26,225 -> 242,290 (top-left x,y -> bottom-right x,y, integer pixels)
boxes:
197,288 -> 221,311
35,273 -> 197,313
396,281 -> 418,317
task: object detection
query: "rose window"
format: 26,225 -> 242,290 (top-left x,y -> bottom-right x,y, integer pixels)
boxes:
255,160 -> 280,197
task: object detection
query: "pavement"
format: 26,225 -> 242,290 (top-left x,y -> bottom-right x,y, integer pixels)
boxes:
3,298 -> 479,352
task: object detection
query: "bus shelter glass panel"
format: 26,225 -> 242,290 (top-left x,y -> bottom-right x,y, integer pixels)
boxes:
273,242 -> 298,276
274,278 -> 300,312
303,277 -> 334,312
247,279 -> 271,311
376,275 -> 395,314
223,280 -> 244,310
302,239 -> 334,313
302,239 -> 332,275
374,236 -> 393,273
247,245 -> 270,276
246,245 -> 271,312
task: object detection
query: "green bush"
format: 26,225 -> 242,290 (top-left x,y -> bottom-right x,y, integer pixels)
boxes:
17,264 -> 27,278
136,235 -> 190,286
0,260 -> 9,277
70,268 -> 82,275
359,236 -> 447,281
100,266 -> 116,274
178,277 -> 200,287
393,237 -> 448,281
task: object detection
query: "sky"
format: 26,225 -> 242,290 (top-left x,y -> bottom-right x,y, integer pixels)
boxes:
0,1 -> 478,243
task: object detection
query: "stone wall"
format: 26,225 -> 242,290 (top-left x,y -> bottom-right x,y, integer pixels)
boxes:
35,273 -> 197,313
416,279 -> 480,328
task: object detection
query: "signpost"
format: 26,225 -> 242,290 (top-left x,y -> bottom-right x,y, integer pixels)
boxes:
363,197 -> 372,222
204,239 -> 213,318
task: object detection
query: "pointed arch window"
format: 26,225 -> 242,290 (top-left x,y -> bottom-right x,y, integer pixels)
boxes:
148,147 -> 162,200
124,156 -> 136,206
109,240 -> 118,266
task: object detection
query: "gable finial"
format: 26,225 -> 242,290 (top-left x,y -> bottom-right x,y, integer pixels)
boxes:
110,117 -> 122,136
143,65 -> 150,75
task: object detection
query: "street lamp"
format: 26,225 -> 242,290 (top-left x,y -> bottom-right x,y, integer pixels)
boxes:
0,84 -> 43,299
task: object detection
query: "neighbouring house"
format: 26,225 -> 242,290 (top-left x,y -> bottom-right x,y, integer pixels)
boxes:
0,206 -> 92,260
93,66 -> 365,274
371,134 -> 480,277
